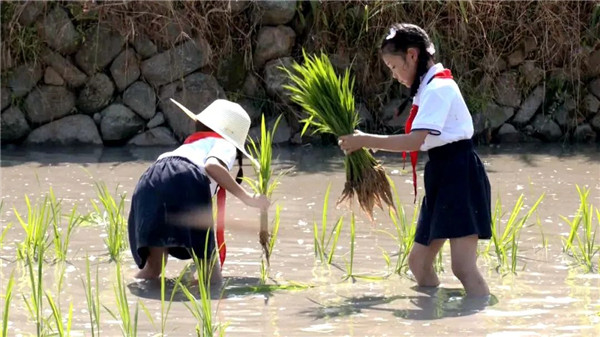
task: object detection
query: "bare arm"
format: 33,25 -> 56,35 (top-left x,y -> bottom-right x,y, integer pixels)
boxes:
338,130 -> 429,154
204,157 -> 270,210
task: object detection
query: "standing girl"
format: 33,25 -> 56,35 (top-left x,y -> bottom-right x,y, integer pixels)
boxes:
128,99 -> 270,283
338,23 -> 491,296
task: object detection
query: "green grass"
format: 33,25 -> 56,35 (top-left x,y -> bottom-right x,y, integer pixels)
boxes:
485,193 -> 545,274
14,190 -> 57,262
2,272 -> 15,337
313,183 -> 344,265
342,212 -> 356,281
260,204 -> 281,284
160,255 -> 187,336
561,186 -> 599,272
51,202 -> 82,263
90,182 -> 128,262
45,291 -> 73,337
103,262 -> 140,337
82,256 -> 101,337
22,250 -> 46,336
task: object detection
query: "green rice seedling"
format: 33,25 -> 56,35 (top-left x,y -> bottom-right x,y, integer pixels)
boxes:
284,51 -> 394,220
2,272 -> 15,337
343,212 -> 356,281
45,291 -> 73,337
561,186 -> 599,272
160,254 -> 187,336
179,251 -> 226,337
14,191 -> 57,262
51,203 -> 83,263
103,261 -> 140,337
82,256 -> 101,337
91,182 -> 128,262
485,193 -> 545,274
260,204 -> 281,283
22,250 -> 46,336
313,183 -> 345,265
245,113 -> 285,265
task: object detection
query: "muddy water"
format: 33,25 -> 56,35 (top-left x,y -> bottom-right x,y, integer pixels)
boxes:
1,144 -> 599,336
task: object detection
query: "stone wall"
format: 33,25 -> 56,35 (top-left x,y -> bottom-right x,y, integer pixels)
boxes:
1,1 -> 599,147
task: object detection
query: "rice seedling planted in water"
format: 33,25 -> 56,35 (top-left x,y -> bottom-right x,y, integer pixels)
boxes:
562,185 -> 599,272
260,204 -> 281,283
284,51 -> 394,221
245,114 -> 285,265
91,182 -> 128,262
343,212 -> 357,281
313,183 -> 344,265
484,193 -> 545,274
14,190 -> 57,262
2,272 -> 15,337
45,291 -> 73,337
51,202 -> 83,263
103,261 -> 140,337
82,256 -> 101,337
22,250 -> 47,336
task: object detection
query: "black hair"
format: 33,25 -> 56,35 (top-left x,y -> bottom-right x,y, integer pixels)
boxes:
235,149 -> 243,184
380,23 -> 435,97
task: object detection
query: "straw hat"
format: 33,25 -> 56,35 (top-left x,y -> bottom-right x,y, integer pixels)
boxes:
170,98 -> 258,168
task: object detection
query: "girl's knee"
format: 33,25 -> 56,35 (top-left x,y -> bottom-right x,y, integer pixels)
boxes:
451,260 -> 476,280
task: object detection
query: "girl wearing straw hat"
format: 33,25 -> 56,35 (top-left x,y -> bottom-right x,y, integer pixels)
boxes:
128,99 -> 270,282
338,23 -> 492,297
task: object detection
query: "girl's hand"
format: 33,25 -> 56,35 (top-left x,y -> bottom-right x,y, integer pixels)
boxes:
243,193 -> 270,211
338,130 -> 366,154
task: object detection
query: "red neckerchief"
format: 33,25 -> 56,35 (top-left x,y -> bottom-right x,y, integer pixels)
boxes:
184,131 -> 228,268
403,69 -> 453,203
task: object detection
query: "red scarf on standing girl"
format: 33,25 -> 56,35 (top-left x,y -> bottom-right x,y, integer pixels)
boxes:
402,69 -> 453,203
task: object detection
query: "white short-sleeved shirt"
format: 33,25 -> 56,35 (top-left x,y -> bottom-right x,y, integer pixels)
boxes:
411,63 -> 474,151
158,137 -> 237,195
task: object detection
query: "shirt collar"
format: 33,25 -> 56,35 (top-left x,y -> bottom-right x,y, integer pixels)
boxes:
415,63 -> 444,100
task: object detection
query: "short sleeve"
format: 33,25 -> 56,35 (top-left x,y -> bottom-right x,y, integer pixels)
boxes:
205,139 -> 237,171
411,86 -> 453,136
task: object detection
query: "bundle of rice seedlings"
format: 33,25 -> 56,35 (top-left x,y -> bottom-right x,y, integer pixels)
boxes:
245,114 -> 285,265
284,51 -> 394,220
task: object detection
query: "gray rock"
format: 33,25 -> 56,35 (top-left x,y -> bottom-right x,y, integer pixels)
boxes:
472,112 -> 486,136
507,49 -> 526,67
128,127 -> 178,146
19,1 -> 45,26
248,115 -> 291,144
585,48 -> 600,78
237,98 -> 265,124
141,37 -> 212,87
254,26 -> 296,68
242,73 -> 266,99
589,78 -> 600,99
1,106 -> 31,142
591,113 -> 600,131
531,114 -> 562,141
110,49 -> 140,92
24,85 -> 75,124
494,71 -> 521,108
75,26 -> 125,75
228,0 -> 251,14
43,67 -> 64,86
573,124 -> 596,143
1,87 -> 11,111
123,81 -> 156,120
496,123 -> 523,143
100,104 -> 145,142
519,61 -> 544,88
482,52 -> 506,73
8,63 -> 43,97
159,72 -> 226,141
254,0 -> 297,25
147,111 -> 165,129
217,52 -> 247,92
77,74 -> 115,114
25,114 -> 102,145
513,86 -> 545,125
553,104 -> 572,128
133,34 -> 158,59
584,94 -> 600,115
264,57 -> 295,104
42,50 -> 87,87
93,112 -> 102,126
483,102 -> 515,129
38,7 -> 80,54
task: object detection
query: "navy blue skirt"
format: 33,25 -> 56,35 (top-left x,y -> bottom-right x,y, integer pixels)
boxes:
128,156 -> 216,269
414,139 -> 492,245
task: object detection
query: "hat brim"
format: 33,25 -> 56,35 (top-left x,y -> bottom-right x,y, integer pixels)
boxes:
170,98 -> 260,168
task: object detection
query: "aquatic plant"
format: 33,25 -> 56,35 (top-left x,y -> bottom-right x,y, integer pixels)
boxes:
91,182 -> 128,262
562,186 -> 599,272
284,51 -> 394,220
103,262 -> 140,337
343,212 -> 357,281
246,114 -> 285,265
82,256 -> 101,337
485,193 -> 545,274
260,205 -> 281,283
2,272 -> 15,337
160,255 -> 186,336
15,191 -> 57,262
45,291 -> 73,337
22,250 -> 46,336
313,183 -> 344,265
